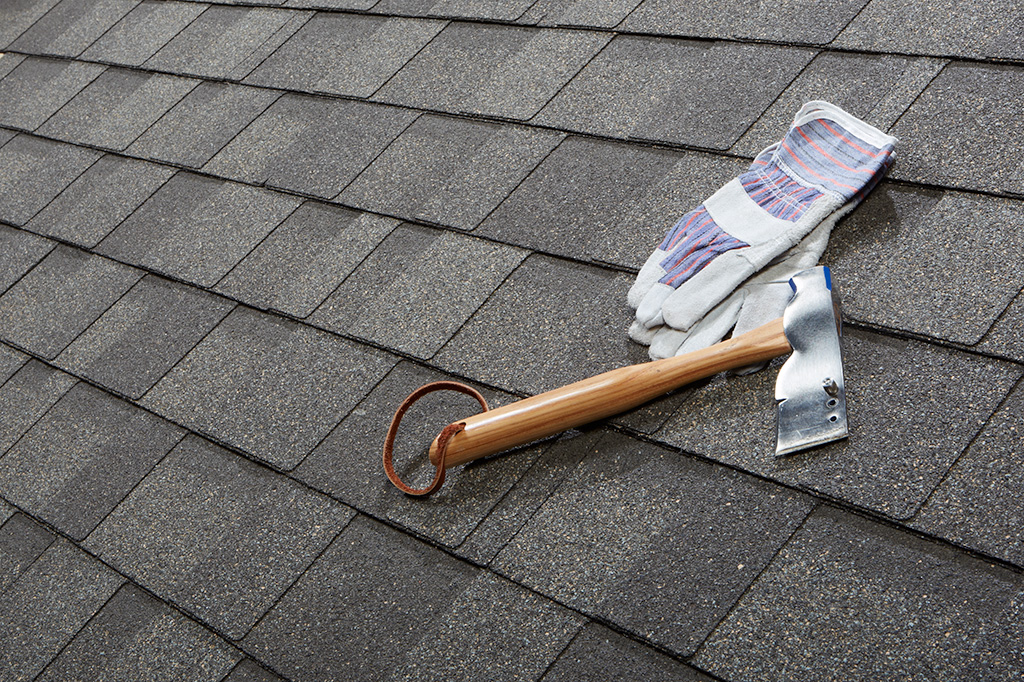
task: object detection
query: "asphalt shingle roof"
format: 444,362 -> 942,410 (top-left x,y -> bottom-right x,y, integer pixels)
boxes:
1,0 -> 1023,679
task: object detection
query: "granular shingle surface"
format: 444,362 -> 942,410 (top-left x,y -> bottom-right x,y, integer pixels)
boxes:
1,1 -> 1024,679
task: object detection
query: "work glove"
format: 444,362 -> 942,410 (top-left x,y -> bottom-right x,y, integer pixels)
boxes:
628,101 -> 895,334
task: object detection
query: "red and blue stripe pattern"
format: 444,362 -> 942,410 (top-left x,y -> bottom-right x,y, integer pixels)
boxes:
740,159 -> 824,221
656,206 -> 748,288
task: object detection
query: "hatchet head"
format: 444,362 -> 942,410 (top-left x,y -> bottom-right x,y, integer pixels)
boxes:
774,266 -> 847,456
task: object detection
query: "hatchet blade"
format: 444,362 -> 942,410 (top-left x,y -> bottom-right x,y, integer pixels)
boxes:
774,266 -> 848,457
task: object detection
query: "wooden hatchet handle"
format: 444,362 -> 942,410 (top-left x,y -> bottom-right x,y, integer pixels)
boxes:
430,317 -> 791,468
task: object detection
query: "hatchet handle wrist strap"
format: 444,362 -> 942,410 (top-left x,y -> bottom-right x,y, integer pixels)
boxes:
382,381 -> 489,496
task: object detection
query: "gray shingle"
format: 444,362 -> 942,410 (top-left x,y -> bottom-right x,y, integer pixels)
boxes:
216,203 -> 397,319
494,432 -> 812,657
0,225 -> 55,295
8,0 -> 140,57
96,172 -> 301,287
374,22 -> 612,120
0,134 -> 100,226
0,361 -> 76,455
0,0 -> 61,49
435,255 -> 647,395
86,435 -> 352,640
372,0 -> 533,20
0,514 -> 55,594
141,307 -> 397,469
0,56 -> 105,131
834,0 -> 1023,60
888,62 -> 1024,195
912,382 -> 1024,566
309,225 -> 527,358
543,622 -> 714,682
36,68 -> 199,151
826,186 -> 1024,346
224,660 -> 286,682
243,516 -> 580,682
0,501 -> 13,528
476,137 -> 748,269
245,13 -> 444,98
57,275 -> 234,398
655,329 -> 1022,520
730,52 -> 945,157
696,507 -> 1024,680
285,0 -> 375,8
81,0 -> 207,66
0,54 -> 22,82
204,94 -> 416,199
622,0 -> 869,43
535,37 -> 813,149
519,0 -> 641,27
294,361 -> 546,549
0,382 -> 184,539
0,246 -> 142,359
127,82 -> 279,168
36,584 -> 239,682
26,154 -> 174,248
979,292 -> 1024,362
0,343 -> 29,386
340,114 -> 564,230
0,539 -> 123,682
145,5 -> 311,80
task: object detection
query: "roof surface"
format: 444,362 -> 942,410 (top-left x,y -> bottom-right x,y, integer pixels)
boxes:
0,0 -> 1023,680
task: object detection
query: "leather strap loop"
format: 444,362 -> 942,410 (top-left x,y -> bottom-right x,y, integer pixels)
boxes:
382,381 -> 489,496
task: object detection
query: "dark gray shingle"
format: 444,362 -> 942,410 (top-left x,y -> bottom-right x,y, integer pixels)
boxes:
86,435 -> 352,639
204,94 -> 417,199
374,22 -> 612,120
0,0 -> 61,49
0,56 -> 105,131
730,51 -> 945,157
127,82 -> 280,168
543,622 -> 714,682
96,172 -> 301,287
834,0 -> 1024,60
0,361 -> 77,455
215,203 -> 397,318
294,361 -> 542,549
243,516 -> 579,682
912,383 -> 1024,566
434,255 -> 647,395
475,136 -> 749,269
81,0 -> 207,66
0,539 -> 123,682
36,68 -> 198,151
145,5 -> 311,80
36,584 -> 239,682
535,37 -> 814,149
0,245 -> 142,359
26,154 -> 175,247
245,12 -> 445,98
339,114 -> 564,230
8,0 -> 139,57
826,186 -> 1024,345
696,507 -> 1024,680
373,0 -> 533,20
0,382 -> 184,539
0,515 -> 55,594
224,660 -> 286,682
56,275 -> 234,399
889,62 -> 1024,195
0,225 -> 55,295
494,431 -> 813,656
622,0 -> 869,43
519,0 -> 641,27
0,343 -> 28,386
0,134 -> 100,226
141,307 -> 396,468
309,225 -> 527,358
979,292 -> 1024,362
655,330 -> 1022,519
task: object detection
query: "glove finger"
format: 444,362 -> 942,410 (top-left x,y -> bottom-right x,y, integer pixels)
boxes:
650,290 -> 745,359
628,319 -> 659,345
628,248 -> 669,310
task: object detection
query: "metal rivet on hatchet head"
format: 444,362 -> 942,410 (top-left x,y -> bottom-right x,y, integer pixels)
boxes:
386,266 -> 848,494
774,266 -> 848,456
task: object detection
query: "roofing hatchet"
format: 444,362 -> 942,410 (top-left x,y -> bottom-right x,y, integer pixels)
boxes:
384,266 -> 846,494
